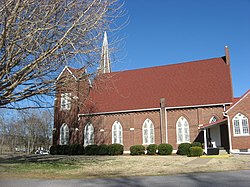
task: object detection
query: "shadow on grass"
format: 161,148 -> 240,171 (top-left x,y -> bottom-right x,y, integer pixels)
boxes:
0,154 -> 115,165
0,154 -> 73,164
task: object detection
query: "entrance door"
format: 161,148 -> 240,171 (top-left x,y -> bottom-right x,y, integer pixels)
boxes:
220,124 -> 229,153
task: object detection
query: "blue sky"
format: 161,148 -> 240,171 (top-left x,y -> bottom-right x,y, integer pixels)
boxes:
113,0 -> 250,97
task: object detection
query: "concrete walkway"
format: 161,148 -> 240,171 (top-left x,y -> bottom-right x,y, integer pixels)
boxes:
187,157 -> 212,164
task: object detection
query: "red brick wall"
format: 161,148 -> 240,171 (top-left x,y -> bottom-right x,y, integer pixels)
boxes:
227,92 -> 250,150
79,111 -> 161,151
76,106 -> 225,151
53,69 -> 90,145
167,106 -> 224,149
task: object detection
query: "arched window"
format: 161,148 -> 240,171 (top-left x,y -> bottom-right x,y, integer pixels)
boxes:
60,124 -> 69,145
84,123 -> 94,146
233,113 -> 249,135
176,116 -> 190,144
209,116 -> 218,123
112,121 -> 123,144
142,119 -> 155,145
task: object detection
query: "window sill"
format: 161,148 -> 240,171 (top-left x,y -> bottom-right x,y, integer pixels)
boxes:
233,134 -> 250,137
176,141 -> 191,144
60,108 -> 71,111
143,143 -> 155,146
112,143 -> 123,145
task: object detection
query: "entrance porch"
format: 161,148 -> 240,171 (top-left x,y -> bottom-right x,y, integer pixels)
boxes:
198,119 -> 230,154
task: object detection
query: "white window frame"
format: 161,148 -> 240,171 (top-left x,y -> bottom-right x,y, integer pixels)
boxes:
176,116 -> 190,144
84,123 -> 94,146
233,113 -> 249,136
209,116 -> 218,124
142,119 -> 155,145
61,93 -> 71,110
112,121 -> 123,144
60,124 -> 69,145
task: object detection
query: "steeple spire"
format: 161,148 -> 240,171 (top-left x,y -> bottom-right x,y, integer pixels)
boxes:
98,31 -> 111,74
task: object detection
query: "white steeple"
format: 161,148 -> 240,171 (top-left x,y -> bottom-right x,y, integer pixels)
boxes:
98,31 -> 111,74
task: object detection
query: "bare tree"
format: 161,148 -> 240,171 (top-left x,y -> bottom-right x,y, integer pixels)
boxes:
0,0 -> 125,109
0,108 -> 53,154
0,110 -> 6,154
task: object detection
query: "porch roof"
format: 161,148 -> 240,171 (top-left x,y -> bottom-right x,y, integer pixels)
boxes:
198,118 -> 228,130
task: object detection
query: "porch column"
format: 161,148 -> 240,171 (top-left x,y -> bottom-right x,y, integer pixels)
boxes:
203,129 -> 208,154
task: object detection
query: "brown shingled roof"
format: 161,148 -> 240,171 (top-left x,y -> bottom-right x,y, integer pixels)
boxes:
81,57 -> 233,114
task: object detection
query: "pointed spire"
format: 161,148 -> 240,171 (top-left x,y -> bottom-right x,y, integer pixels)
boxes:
98,31 -> 111,74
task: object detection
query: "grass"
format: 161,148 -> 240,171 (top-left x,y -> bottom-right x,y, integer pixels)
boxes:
0,154 -> 250,179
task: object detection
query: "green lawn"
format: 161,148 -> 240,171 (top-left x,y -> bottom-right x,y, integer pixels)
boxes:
0,154 -> 250,179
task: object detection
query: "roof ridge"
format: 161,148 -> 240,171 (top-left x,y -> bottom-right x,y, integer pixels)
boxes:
110,56 -> 225,74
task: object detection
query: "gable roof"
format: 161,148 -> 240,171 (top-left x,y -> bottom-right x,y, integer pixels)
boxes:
226,89 -> 250,113
198,118 -> 228,130
80,57 -> 233,114
56,66 -> 86,81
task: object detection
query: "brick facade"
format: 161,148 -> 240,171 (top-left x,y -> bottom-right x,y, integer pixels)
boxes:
54,93 -> 227,151
166,106 -> 225,149
78,111 -> 162,151
227,91 -> 250,151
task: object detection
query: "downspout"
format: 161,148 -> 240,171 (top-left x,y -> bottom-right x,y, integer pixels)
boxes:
223,110 -> 233,153
76,78 -> 80,144
165,108 -> 168,143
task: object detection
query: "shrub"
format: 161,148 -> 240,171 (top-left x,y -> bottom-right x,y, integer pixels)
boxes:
69,144 -> 84,155
130,145 -> 145,155
49,145 -> 57,155
68,144 -> 77,155
49,144 -> 84,155
158,143 -> 173,155
57,145 -> 65,155
108,144 -> 124,155
146,144 -> 158,155
189,146 -> 203,157
76,144 -> 85,155
191,142 -> 202,148
177,143 -> 191,155
63,145 -> 71,155
85,145 -> 98,155
97,144 -> 109,155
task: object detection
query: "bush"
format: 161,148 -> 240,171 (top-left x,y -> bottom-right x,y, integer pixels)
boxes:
158,143 -> 173,155
49,144 -> 84,155
146,144 -> 158,155
68,144 -> 76,155
85,145 -> 98,155
76,144 -> 85,155
56,145 -> 66,155
63,145 -> 71,155
189,146 -> 203,157
69,144 -> 84,155
130,145 -> 145,155
49,145 -> 57,155
177,143 -> 191,155
191,142 -> 202,148
97,144 -> 109,155
108,144 -> 124,155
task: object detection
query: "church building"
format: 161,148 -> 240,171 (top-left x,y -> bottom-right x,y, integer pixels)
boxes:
53,33 -> 250,154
